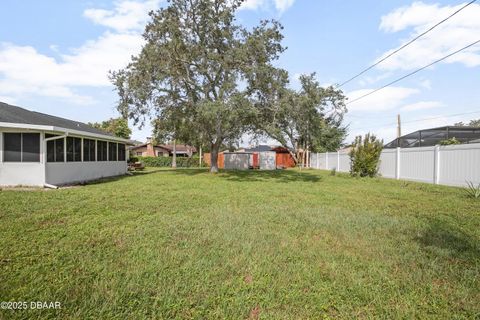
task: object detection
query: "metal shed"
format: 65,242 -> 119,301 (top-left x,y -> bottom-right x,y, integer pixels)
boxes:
258,151 -> 276,170
224,152 -> 251,170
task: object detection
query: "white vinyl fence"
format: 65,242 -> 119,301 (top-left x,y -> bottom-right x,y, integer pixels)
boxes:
310,143 -> 480,187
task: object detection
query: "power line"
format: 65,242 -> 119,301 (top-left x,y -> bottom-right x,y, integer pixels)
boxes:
349,110 -> 480,131
346,39 -> 480,106
337,0 -> 477,88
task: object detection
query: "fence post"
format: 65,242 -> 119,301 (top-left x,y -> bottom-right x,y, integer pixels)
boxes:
337,151 -> 340,171
396,147 -> 401,180
434,145 -> 440,184
325,152 -> 329,170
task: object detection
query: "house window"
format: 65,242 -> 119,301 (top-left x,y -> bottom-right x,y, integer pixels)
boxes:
3,133 -> 40,162
83,139 -> 96,162
66,137 -> 82,162
108,142 -> 117,161
46,134 -> 65,162
136,152 -> 143,156
97,141 -> 108,161
118,144 -> 126,161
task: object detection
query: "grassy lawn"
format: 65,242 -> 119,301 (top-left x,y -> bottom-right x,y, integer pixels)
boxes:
1,168 -> 479,319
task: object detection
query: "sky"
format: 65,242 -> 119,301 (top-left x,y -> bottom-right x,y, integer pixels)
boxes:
0,0 -> 479,146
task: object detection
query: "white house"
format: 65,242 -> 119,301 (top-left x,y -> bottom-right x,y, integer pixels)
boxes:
0,102 -> 130,187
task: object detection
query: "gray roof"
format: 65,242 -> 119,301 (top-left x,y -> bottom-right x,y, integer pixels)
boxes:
244,145 -> 274,152
0,102 -> 114,137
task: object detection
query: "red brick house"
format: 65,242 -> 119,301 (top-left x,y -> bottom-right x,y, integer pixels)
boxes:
130,138 -> 197,158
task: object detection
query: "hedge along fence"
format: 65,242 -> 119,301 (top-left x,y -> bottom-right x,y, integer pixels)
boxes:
131,156 -> 207,168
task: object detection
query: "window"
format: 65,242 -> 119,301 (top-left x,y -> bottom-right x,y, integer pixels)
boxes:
136,152 -> 143,156
97,141 -> 108,161
83,139 -> 96,162
22,133 -> 40,162
46,134 -> 65,162
108,142 -> 117,161
3,133 -> 21,162
66,137 -> 82,162
3,133 -> 40,162
118,144 -> 126,161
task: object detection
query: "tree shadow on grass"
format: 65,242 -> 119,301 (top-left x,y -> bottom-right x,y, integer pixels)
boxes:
173,168 -> 322,183
415,218 -> 480,262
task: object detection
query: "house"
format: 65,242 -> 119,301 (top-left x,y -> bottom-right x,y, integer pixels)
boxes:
130,137 -> 197,157
0,102 -> 131,187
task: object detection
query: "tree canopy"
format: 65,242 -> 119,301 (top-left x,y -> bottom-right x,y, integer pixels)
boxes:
89,118 -> 132,139
454,119 -> 480,127
255,73 -> 347,154
110,0 -> 285,172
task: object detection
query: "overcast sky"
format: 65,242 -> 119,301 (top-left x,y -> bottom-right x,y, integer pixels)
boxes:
1,0 -> 479,145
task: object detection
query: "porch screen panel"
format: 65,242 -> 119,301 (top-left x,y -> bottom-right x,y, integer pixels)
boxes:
118,144 -> 126,161
3,133 -> 21,162
97,141 -> 107,161
55,138 -> 64,162
108,142 -> 117,161
22,133 -> 40,162
46,134 -> 64,162
83,139 -> 96,162
67,137 -> 82,162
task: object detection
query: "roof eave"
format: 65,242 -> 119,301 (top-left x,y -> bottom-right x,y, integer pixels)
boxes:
0,122 -> 132,143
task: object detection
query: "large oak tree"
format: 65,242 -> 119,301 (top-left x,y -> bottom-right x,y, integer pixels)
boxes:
110,0 -> 285,172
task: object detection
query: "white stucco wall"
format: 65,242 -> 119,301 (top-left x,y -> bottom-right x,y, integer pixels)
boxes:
45,161 -> 127,185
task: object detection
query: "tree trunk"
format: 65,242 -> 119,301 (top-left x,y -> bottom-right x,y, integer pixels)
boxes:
172,139 -> 177,169
199,145 -> 203,167
210,144 -> 219,173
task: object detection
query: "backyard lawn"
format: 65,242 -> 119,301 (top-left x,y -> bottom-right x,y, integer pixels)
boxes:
0,168 -> 479,319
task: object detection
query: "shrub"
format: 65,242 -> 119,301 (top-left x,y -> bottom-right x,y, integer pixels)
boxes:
464,181 -> 480,199
349,133 -> 383,178
439,137 -> 461,145
137,156 -> 206,168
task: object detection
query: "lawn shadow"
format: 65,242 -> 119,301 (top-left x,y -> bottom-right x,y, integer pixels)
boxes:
173,168 -> 322,183
415,218 -> 480,262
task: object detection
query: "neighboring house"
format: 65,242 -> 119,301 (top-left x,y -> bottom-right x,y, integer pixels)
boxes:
0,102 -> 130,187
130,138 -> 197,157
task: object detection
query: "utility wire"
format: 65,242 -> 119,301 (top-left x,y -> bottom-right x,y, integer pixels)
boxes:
346,39 -> 480,106
349,110 -> 480,131
337,0 -> 477,88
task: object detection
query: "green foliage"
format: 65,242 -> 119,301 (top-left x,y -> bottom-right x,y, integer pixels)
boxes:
454,119 -> 480,127
89,118 -> 132,139
464,181 -> 480,199
350,133 -> 383,177
110,0 -> 285,172
138,156 -> 205,168
439,137 -> 461,145
257,73 -> 347,153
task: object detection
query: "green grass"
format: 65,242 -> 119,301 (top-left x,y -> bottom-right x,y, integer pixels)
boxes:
1,168 -> 479,319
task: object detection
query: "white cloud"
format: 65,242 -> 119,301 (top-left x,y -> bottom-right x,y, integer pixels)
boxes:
400,100 -> 443,112
84,0 -> 161,32
241,0 -> 295,13
0,0 -> 159,105
377,1 -> 480,71
347,86 -> 419,112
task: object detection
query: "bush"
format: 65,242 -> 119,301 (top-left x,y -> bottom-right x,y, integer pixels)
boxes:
137,156 -> 206,168
349,133 -> 383,178
439,137 -> 461,145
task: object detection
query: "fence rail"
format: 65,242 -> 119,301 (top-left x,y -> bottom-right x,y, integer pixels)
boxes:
310,143 -> 480,187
